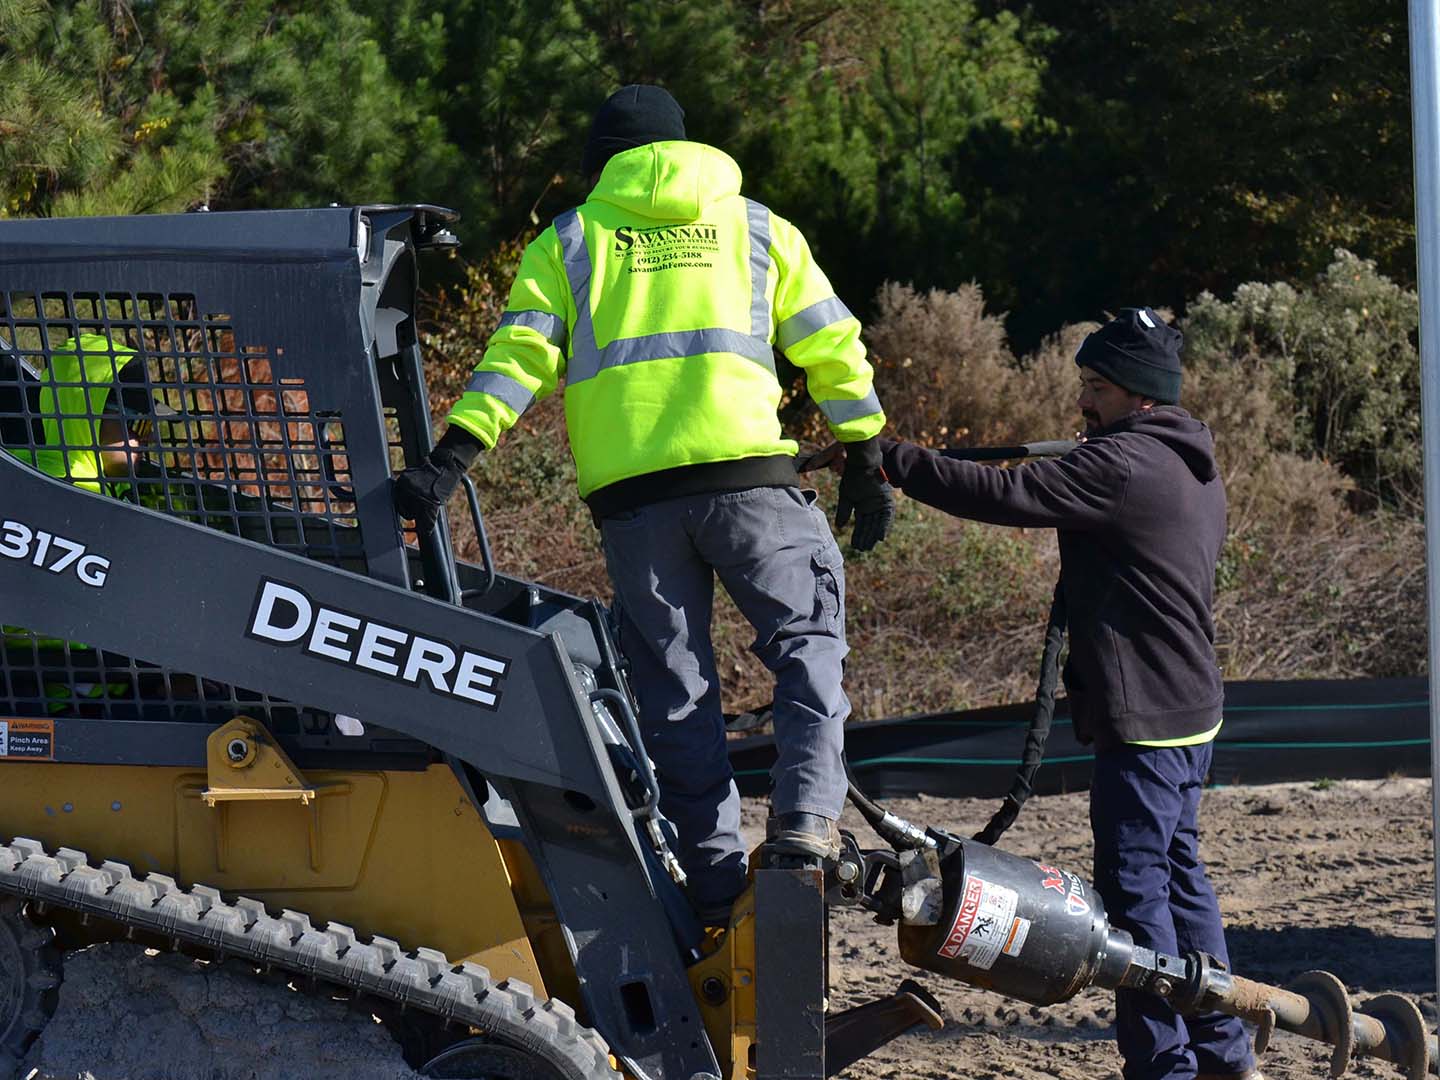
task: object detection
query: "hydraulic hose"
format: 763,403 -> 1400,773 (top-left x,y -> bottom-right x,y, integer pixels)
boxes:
973,582 -> 1067,846
845,580 -> 1067,850
841,438 -> 1076,853
845,760 -> 936,851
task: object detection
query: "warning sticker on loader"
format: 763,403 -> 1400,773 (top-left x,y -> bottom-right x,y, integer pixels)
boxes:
938,874 -> 1019,970
0,718 -> 55,760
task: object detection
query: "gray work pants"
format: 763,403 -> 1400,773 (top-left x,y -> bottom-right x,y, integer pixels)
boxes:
599,485 -> 850,905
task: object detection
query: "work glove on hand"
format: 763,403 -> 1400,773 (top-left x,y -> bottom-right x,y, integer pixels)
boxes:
393,426 -> 483,534
835,436 -> 894,552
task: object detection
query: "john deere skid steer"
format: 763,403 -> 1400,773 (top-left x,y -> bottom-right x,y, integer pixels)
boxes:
0,206 -> 1433,1080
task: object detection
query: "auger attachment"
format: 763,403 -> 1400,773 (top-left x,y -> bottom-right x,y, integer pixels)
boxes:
849,828 -> 1436,1077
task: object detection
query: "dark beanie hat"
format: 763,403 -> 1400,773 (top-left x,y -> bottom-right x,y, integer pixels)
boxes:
1074,307 -> 1183,404
581,85 -> 687,177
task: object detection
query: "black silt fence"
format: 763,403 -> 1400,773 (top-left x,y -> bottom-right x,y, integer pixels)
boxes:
729,678 -> 1429,799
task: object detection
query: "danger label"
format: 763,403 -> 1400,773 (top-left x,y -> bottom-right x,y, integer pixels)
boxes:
0,718 -> 55,760
938,875 -> 1019,970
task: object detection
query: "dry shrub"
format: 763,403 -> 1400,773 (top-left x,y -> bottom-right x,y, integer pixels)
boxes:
1226,453 -> 1352,539
867,281 -> 1087,446
1180,353 -> 1288,476
866,282 -> 1018,444
997,324 -> 1093,444
1184,252 -> 1423,505
1214,512 -> 1423,680
1180,355 -> 1358,536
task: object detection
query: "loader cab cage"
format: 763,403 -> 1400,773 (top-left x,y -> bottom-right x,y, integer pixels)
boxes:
0,298 -> 368,566
0,204 -> 522,731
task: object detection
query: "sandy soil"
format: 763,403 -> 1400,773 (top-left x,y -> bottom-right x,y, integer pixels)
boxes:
737,777 -> 1436,1080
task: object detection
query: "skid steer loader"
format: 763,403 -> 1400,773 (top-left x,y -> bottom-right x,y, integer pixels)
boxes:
0,205 -> 1434,1080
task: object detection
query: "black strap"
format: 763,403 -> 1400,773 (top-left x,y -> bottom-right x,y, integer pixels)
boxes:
973,580 -> 1067,846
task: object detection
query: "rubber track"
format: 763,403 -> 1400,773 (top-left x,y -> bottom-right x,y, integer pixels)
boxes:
0,838 -> 619,1080
0,893 -> 60,1075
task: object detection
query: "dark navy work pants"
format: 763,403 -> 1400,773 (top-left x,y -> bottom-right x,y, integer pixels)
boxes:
1090,742 -> 1255,1080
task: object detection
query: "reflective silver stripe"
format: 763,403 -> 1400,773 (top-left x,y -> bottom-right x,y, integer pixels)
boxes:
497,309 -> 567,346
746,199 -> 772,340
817,391 -> 883,425
776,296 -> 855,352
598,329 -> 775,375
554,209 -> 600,380
464,370 -> 535,415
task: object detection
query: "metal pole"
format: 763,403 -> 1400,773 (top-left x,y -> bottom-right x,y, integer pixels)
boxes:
1408,0 -> 1440,1027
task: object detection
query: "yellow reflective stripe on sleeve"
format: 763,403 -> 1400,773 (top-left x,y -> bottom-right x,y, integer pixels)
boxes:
464,371 -> 536,415
1129,720 -> 1224,748
777,296 -> 855,351
816,390 -> 882,425
497,309 -> 567,346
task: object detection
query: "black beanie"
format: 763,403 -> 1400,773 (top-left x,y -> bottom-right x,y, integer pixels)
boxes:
581,85 -> 687,177
1074,307 -> 1183,404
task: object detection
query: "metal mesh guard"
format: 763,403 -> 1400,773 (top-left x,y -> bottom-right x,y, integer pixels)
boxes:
0,288 -> 381,730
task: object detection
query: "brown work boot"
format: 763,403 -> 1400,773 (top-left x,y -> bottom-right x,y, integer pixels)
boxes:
765,812 -> 841,862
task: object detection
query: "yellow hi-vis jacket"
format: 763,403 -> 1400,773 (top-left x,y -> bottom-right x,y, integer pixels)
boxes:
4,334 -> 135,678
447,140 -> 885,500
7,333 -> 135,492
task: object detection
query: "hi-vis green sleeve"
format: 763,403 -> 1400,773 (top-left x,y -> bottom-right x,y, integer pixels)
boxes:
447,231 -> 572,450
768,213 -> 884,442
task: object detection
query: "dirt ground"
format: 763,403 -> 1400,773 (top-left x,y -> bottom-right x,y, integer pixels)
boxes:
738,777 -> 1436,1080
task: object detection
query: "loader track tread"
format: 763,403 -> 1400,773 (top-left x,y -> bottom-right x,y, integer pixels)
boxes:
0,890 -> 60,1069
0,839 -> 619,1080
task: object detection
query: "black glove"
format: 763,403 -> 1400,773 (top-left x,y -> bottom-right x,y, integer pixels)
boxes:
836,436 -> 894,552
393,426 -> 483,533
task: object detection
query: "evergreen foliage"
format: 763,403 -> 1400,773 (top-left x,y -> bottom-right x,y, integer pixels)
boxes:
752,0 -> 1050,300
975,0 -> 1413,345
1185,250 -> 1421,506
4,0 -> 1412,348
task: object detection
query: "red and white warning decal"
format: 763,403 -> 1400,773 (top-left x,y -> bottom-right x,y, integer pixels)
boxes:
938,874 -> 1019,970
